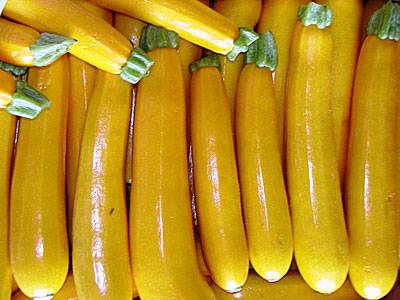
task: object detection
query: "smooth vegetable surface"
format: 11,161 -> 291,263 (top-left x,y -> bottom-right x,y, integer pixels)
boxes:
10,56 -> 70,298
214,0 -> 262,122
0,111 -> 15,300
286,4 -> 349,294
257,0 -> 307,155
72,71 -> 133,300
52,274 -> 78,300
130,45 -> 215,299
236,62 -> 293,283
191,60 -> 249,292
346,35 -> 399,300
0,68 -> 15,108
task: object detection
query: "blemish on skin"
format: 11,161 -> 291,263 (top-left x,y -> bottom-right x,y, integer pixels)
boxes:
109,208 -> 114,216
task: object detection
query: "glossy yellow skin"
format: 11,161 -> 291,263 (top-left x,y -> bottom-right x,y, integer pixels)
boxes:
214,0 -> 261,122
0,18 -> 39,66
0,68 -> 15,108
88,0 -> 238,54
10,56 -> 69,298
130,48 -> 215,300
315,0 -> 363,183
258,0 -> 307,155
0,111 -> 15,300
67,0 -> 112,239
72,71 -> 133,300
236,64 -> 293,282
362,0 -> 385,40
4,0 -> 132,74
191,67 -> 249,292
346,36 -> 399,300
53,274 -> 77,300
286,24 -> 349,294
211,271 -> 362,300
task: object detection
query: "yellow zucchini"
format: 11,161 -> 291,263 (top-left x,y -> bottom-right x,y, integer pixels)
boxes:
10,56 -> 69,298
236,33 -> 293,282
52,274 -> 77,300
190,55 -> 249,292
315,0 -> 363,183
0,111 -> 15,300
214,0 -> 262,122
88,0 -> 258,59
346,3 -> 400,299
3,0 -> 153,83
72,71 -> 133,300
66,0 -> 112,239
130,25 -> 215,300
211,271 -> 362,300
257,0 -> 307,155
286,3 -> 349,293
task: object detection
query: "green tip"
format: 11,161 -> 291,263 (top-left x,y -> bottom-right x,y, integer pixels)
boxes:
140,25 -> 179,52
0,61 -> 28,76
244,31 -> 278,71
227,27 -> 259,62
189,54 -> 221,73
30,33 -> 76,67
6,80 -> 50,119
298,2 -> 333,29
120,48 -> 154,84
367,1 -> 400,41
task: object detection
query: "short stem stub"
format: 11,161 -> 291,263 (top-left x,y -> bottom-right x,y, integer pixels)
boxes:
30,32 -> 76,67
140,25 -> 179,52
6,80 -> 50,119
0,61 -> 27,76
120,48 -> 154,84
227,27 -> 259,62
367,1 -> 400,41
189,53 -> 221,73
244,31 -> 278,71
298,2 -> 333,29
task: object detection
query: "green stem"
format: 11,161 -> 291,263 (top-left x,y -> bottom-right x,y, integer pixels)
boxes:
189,54 -> 221,73
120,48 -> 154,84
140,25 -> 179,52
367,1 -> 400,41
298,2 -> 333,29
0,61 -> 28,76
227,27 -> 259,62
30,33 -> 76,67
244,31 -> 278,71
6,80 -> 50,119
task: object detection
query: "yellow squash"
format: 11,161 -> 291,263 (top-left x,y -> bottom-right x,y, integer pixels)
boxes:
235,36 -> 293,282
88,0 -> 257,58
72,71 -> 133,300
214,0 -> 262,122
346,3 -> 400,299
361,0 -> 385,40
211,271 -> 362,300
257,0 -> 307,155
10,56 -> 70,298
130,26 -> 215,300
0,111 -> 16,300
286,3 -> 349,294
67,0 -> 112,239
52,274 -> 77,300
0,68 -> 15,108
190,55 -> 249,292
315,0 -> 363,183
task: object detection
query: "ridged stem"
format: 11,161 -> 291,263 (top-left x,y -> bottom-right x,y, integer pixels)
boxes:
298,2 -> 333,29
227,27 -> 259,62
0,61 -> 27,76
189,54 -> 221,73
244,31 -> 278,71
367,1 -> 400,41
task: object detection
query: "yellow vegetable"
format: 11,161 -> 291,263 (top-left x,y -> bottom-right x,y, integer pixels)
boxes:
286,3 -> 349,294
346,3 -> 400,299
315,0 -> 363,183
10,56 -> 69,298
52,274 -> 78,300
11,291 -> 30,300
130,26 -> 215,300
236,33 -> 293,282
0,111 -> 15,300
211,271 -> 362,300
257,0 -> 307,155
190,55 -> 249,292
72,71 -> 133,300
88,0 -> 258,59
4,0 -> 153,83
67,0 -> 112,239
214,0 -> 262,122
0,69 -> 15,108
